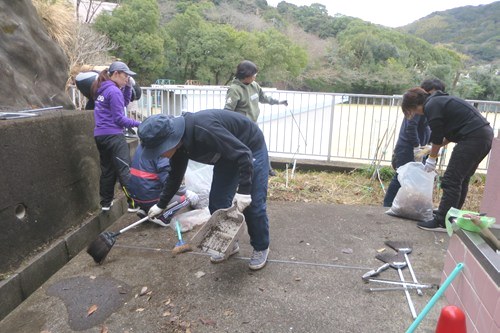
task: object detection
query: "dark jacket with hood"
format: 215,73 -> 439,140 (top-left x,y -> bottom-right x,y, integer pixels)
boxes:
127,144 -> 170,205
157,109 -> 266,208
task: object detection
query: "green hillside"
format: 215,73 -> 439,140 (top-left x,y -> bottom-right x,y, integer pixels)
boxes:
93,0 -> 499,100
399,1 -> 500,64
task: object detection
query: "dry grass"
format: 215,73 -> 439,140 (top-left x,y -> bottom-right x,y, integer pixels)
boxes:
267,167 -> 485,213
32,0 -> 116,86
33,0 -> 75,56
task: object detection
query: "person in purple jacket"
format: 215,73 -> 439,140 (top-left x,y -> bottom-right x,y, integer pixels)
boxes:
90,61 -> 141,211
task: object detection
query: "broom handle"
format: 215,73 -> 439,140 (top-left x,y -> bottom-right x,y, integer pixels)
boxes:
175,220 -> 183,241
406,263 -> 464,333
404,253 -> 423,296
397,267 -> 417,319
119,216 -> 150,234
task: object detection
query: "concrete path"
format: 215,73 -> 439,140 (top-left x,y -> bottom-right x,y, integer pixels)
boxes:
0,202 -> 450,333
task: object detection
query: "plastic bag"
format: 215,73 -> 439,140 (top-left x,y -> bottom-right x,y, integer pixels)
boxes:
170,207 -> 211,233
386,162 -> 435,222
184,161 -> 213,209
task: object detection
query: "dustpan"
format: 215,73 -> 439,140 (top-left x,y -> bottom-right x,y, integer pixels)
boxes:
445,207 -> 496,237
190,205 -> 245,259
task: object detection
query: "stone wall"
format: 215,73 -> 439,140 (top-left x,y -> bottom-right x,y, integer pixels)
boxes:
0,0 -> 73,111
0,110 -> 100,273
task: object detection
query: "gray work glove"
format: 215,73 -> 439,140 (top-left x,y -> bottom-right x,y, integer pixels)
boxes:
148,204 -> 163,218
424,156 -> 437,173
232,193 -> 252,212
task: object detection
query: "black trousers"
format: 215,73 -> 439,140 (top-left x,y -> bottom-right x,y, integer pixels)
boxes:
435,125 -> 494,224
95,134 -> 131,206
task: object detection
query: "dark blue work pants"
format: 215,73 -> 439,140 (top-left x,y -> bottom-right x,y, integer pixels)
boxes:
208,144 -> 270,251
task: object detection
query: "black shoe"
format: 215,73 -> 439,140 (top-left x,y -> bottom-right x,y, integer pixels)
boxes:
269,169 -> 277,177
417,219 -> 446,232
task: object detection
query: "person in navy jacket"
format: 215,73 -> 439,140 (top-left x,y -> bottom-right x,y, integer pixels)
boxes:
138,109 -> 271,270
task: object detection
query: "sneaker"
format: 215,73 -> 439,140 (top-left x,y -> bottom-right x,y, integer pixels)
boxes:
210,242 -> 240,263
101,201 -> 114,211
417,219 -> 447,233
136,209 -> 147,219
149,217 -> 170,227
128,206 -> 140,213
249,248 -> 270,270
127,197 -> 140,213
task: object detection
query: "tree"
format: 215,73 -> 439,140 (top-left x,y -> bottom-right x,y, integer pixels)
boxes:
93,0 -> 165,83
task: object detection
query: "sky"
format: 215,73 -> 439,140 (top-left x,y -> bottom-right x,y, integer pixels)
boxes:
266,0 -> 498,27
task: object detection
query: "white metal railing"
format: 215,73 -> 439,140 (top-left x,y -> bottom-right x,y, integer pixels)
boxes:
69,85 -> 500,172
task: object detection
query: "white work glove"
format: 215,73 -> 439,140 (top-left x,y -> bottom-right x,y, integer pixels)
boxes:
232,193 -> 252,212
424,156 -> 437,173
148,204 -> 164,218
185,190 -> 199,207
280,100 -> 288,106
126,76 -> 135,87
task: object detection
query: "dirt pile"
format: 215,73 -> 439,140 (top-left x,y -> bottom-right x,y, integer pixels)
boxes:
0,1 -> 73,111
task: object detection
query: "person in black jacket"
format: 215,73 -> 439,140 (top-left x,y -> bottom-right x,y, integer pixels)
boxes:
401,88 -> 494,232
138,109 -> 271,270
383,79 -> 445,207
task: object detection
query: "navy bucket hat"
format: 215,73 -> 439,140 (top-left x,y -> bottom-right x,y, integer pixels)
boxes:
138,114 -> 185,159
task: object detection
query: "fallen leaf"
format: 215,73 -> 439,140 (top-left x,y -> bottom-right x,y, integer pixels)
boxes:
164,299 -> 171,305
294,277 -> 302,281
200,318 -> 216,326
87,304 -> 98,317
162,311 -> 171,317
376,248 -> 386,253
136,308 -> 145,312
195,271 -> 206,278
139,286 -> 148,296
147,291 -> 153,296
224,309 -> 234,316
179,321 -> 191,328
341,248 -> 353,254
89,275 -> 96,280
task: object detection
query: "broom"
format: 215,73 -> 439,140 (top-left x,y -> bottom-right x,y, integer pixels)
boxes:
87,216 -> 149,263
172,220 -> 192,255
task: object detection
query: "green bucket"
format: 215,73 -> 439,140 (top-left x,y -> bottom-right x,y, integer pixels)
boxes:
445,207 -> 496,237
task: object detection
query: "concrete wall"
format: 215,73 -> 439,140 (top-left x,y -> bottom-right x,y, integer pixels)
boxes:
0,110 -> 100,273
